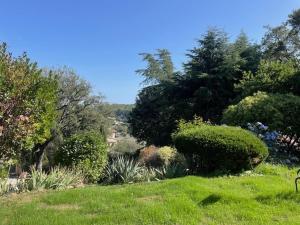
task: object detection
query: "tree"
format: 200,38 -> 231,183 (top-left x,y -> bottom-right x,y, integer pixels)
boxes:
262,9 -> 300,62
55,67 -> 109,138
0,43 -> 57,163
136,49 -> 174,85
235,60 -> 300,99
31,67 -> 109,170
130,29 -> 261,146
184,28 -> 228,76
129,82 -> 178,146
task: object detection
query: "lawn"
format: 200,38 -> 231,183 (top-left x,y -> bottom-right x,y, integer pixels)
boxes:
1,164 -> 300,225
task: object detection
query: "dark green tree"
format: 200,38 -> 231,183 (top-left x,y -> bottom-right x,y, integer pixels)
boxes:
130,29 -> 261,146
136,49 -> 174,85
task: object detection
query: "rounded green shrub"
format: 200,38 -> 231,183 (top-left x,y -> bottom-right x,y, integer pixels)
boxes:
172,122 -> 268,173
55,132 -> 107,183
222,92 -> 300,137
157,146 -> 176,166
157,146 -> 186,167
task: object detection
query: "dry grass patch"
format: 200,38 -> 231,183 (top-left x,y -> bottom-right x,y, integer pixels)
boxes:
135,195 -> 163,203
38,203 -> 80,210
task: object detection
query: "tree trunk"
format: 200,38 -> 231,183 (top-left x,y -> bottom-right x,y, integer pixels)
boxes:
34,146 -> 45,171
33,137 -> 54,171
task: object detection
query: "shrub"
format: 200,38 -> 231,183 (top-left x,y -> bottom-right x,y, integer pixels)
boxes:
157,146 -> 187,168
172,120 -> 268,173
27,167 -> 83,191
110,137 -> 142,155
104,156 -> 156,184
154,164 -> 188,179
55,132 -> 107,183
138,145 -> 160,167
157,147 -> 176,166
222,92 -> 300,137
0,167 -> 83,195
0,179 -> 10,195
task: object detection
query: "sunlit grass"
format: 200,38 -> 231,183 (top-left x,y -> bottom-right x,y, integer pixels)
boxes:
0,164 -> 299,225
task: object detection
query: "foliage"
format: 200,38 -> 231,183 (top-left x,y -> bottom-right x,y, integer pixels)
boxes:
222,92 -> 300,138
0,167 -> 83,195
0,43 -> 58,161
236,60 -> 300,98
110,137 -> 142,155
1,164 -> 300,225
261,9 -> 300,62
157,146 -> 176,166
0,178 -> 10,195
27,167 -> 83,191
104,156 -> 155,184
0,159 -> 15,179
157,146 -> 187,168
154,163 -> 188,179
30,67 -> 111,171
173,121 -> 268,173
138,145 -> 160,167
55,67 -> 109,138
104,103 -> 134,122
130,29 -> 261,146
55,132 -> 107,183
136,49 -> 174,85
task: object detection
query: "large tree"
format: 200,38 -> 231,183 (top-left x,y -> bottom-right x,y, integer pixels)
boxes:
0,43 -> 57,163
30,67 -> 110,170
262,9 -> 300,62
129,29 -> 261,146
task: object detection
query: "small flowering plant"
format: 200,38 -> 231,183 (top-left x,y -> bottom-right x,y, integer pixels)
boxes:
246,122 -> 280,147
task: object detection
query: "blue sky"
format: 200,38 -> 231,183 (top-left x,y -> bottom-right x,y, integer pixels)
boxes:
0,0 -> 299,103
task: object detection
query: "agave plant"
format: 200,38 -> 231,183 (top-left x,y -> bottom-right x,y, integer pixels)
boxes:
27,167 -> 84,191
155,164 -> 187,179
0,178 -> 10,195
104,156 -> 147,184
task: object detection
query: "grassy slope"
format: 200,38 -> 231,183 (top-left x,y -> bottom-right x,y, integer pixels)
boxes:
1,164 -> 300,225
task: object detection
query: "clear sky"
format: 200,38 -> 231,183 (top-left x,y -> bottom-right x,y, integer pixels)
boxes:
0,0 -> 300,103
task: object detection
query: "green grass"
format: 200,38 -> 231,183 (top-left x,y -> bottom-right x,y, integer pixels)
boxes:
1,164 -> 300,225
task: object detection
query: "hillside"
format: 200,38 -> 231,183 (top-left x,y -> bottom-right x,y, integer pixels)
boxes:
1,164 -> 299,225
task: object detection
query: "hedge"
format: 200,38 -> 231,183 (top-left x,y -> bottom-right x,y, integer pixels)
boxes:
173,122 -> 268,173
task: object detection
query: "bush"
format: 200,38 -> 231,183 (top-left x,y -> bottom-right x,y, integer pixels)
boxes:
109,137 -> 143,157
55,132 -> 107,183
172,120 -> 268,173
157,146 -> 187,168
222,92 -> 300,137
104,156 -> 156,184
138,145 -> 160,167
0,167 -> 83,196
138,145 -> 187,169
155,164 -> 188,179
157,147 -> 176,166
27,167 -> 83,191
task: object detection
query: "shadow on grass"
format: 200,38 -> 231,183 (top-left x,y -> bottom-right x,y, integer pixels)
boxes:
199,194 -> 222,207
256,191 -> 300,205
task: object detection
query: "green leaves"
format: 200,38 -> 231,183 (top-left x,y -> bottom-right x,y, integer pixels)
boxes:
222,92 -> 300,137
173,121 -> 268,173
0,43 -> 57,160
56,131 -> 108,183
136,49 -> 174,85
